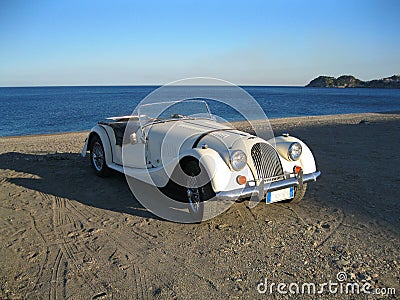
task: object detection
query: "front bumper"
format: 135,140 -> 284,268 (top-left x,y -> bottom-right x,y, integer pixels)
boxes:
216,171 -> 321,201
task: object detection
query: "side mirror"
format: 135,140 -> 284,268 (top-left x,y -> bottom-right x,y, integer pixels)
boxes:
129,133 -> 138,144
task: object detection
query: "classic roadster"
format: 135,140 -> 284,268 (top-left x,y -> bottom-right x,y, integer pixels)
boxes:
82,100 -> 320,217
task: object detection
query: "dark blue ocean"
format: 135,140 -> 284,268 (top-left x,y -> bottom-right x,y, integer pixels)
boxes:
1,86 -> 400,136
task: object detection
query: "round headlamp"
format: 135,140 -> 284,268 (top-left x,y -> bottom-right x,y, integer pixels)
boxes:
230,150 -> 247,171
288,142 -> 302,161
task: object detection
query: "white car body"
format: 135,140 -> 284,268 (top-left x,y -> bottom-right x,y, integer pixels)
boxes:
82,100 -> 320,205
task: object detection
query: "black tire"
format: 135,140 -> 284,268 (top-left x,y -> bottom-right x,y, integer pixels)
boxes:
287,183 -> 307,203
160,159 -> 215,220
184,160 -> 215,218
89,135 -> 111,177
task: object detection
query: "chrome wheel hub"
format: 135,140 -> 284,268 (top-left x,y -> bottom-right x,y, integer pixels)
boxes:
187,176 -> 200,213
92,142 -> 104,171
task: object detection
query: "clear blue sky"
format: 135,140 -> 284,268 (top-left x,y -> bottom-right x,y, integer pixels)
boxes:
0,0 -> 399,86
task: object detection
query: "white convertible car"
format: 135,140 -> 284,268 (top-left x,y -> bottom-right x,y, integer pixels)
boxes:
82,100 -> 320,216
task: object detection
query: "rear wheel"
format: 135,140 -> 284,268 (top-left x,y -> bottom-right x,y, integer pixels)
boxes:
89,135 -> 110,177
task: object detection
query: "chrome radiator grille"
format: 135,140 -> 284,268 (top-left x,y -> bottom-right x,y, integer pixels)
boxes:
250,143 -> 284,180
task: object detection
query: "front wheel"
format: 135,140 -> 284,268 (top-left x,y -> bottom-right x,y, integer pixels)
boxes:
89,135 -> 110,177
186,174 -> 204,217
183,160 -> 215,220
287,183 -> 307,203
159,159 -> 215,221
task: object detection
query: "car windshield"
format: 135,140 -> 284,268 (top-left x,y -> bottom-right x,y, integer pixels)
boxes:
138,100 -> 213,127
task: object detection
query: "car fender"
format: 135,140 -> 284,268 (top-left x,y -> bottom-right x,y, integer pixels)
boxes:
178,148 -> 254,192
81,125 -> 114,167
271,135 -> 317,174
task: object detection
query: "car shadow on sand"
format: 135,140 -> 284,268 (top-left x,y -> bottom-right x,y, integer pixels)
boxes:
0,151 -> 164,221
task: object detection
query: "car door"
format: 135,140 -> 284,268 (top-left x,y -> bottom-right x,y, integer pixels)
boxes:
121,128 -> 147,169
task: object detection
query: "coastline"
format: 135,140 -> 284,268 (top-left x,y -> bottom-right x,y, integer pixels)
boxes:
1,111 -> 399,298
306,74 -> 400,88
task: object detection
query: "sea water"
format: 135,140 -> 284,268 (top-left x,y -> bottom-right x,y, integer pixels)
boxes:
0,86 -> 399,136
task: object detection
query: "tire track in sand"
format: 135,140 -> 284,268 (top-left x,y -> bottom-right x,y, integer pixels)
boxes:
66,198 -> 153,299
36,190 -> 218,298
66,199 -> 218,298
49,248 -> 64,300
52,195 -> 108,298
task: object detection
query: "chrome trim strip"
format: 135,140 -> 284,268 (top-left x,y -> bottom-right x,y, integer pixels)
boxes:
216,171 -> 321,201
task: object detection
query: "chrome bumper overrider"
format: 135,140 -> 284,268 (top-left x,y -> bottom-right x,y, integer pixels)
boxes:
216,171 -> 321,201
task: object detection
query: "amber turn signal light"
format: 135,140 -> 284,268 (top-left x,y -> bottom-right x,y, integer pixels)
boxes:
294,166 -> 302,174
236,175 -> 247,185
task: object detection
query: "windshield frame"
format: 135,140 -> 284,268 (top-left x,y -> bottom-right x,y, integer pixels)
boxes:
137,99 -> 214,129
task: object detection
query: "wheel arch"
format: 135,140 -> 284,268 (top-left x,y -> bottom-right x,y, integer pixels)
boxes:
87,125 -> 114,167
271,135 -> 317,174
179,155 -> 201,176
176,148 -> 243,192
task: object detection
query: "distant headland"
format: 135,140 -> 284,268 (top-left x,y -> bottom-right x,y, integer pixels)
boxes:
306,74 -> 400,88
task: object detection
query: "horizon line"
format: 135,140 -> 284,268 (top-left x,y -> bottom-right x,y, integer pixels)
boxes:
0,84 -> 305,88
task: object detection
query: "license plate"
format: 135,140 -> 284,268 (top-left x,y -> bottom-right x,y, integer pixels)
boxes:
266,187 -> 294,203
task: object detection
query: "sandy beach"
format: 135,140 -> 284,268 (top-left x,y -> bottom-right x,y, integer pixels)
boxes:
1,112 -> 399,299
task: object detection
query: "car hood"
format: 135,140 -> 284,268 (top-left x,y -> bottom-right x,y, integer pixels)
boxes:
145,119 -> 254,167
